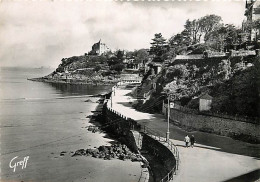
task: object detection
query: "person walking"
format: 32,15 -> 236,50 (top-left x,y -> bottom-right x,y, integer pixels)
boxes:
184,135 -> 190,148
190,135 -> 195,148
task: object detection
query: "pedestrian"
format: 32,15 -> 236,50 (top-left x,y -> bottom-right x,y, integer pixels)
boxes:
184,135 -> 190,148
190,135 -> 195,148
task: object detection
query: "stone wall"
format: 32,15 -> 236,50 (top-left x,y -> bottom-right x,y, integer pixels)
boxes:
142,134 -> 176,171
175,54 -> 204,60
165,107 -> 260,143
104,106 -> 178,181
104,108 -> 141,152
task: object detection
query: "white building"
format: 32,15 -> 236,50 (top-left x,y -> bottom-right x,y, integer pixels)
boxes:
199,94 -> 213,111
91,40 -> 110,55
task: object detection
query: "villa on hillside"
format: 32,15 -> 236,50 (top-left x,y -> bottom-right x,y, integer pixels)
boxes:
90,39 -> 110,55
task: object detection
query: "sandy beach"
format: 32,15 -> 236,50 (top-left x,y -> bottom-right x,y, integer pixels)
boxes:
0,101 -> 142,182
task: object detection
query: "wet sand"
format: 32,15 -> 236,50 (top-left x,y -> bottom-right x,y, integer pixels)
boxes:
0,102 -> 142,182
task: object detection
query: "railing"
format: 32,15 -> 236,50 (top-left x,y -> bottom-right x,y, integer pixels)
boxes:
144,127 -> 180,182
107,100 -> 180,182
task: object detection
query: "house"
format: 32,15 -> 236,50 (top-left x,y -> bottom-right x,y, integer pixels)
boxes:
118,74 -> 142,85
199,94 -> 213,111
145,62 -> 163,75
91,39 -> 110,55
244,0 -> 260,42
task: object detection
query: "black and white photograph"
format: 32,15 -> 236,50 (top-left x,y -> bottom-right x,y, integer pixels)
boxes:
0,0 -> 259,181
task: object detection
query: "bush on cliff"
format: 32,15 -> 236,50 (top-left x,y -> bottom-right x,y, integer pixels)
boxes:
137,55 -> 259,118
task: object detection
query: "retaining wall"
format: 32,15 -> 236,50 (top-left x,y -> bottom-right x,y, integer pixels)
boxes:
142,134 -> 176,172
104,106 -> 178,182
164,107 -> 260,143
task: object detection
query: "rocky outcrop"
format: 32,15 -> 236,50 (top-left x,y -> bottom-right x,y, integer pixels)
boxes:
72,144 -> 148,164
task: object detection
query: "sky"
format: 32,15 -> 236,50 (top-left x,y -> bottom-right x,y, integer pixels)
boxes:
0,0 -> 246,68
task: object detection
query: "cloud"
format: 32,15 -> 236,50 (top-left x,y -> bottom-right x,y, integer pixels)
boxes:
0,1 -> 245,68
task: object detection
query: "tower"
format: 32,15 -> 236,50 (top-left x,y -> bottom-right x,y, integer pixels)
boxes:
91,39 -> 110,55
244,0 -> 260,41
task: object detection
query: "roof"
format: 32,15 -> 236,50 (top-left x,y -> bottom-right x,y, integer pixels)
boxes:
200,93 -> 213,100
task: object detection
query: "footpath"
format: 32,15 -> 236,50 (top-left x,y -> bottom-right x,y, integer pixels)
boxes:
108,87 -> 260,182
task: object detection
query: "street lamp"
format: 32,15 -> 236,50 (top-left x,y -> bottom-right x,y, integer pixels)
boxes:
166,94 -> 170,142
166,93 -> 175,142
111,91 -> 113,108
162,91 -> 174,142
113,86 -> 116,96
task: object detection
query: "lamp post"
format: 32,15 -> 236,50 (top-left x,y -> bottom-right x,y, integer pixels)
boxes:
166,94 -> 170,142
111,90 -> 113,108
113,86 -> 116,96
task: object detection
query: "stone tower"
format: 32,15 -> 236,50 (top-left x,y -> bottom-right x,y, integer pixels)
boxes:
91,39 -> 110,55
244,0 -> 260,41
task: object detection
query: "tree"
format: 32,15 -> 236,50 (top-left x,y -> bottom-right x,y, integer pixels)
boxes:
168,31 -> 192,55
111,63 -> 125,73
205,24 -> 240,52
150,33 -> 168,58
199,15 -> 222,39
217,59 -> 232,80
166,65 -> 189,80
184,19 -> 203,44
135,49 -> 149,63
115,50 -> 125,61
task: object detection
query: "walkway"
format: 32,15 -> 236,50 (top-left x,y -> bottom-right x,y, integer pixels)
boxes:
108,87 -> 260,182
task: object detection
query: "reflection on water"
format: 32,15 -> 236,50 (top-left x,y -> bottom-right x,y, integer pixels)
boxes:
45,82 -> 112,96
0,67 -> 114,182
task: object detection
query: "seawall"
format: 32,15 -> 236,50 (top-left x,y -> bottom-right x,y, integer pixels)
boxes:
103,105 -> 179,182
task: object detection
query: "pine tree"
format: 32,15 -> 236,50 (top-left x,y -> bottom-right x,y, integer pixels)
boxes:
150,33 -> 168,58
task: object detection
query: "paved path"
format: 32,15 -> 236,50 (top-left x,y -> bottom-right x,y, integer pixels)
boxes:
108,88 -> 260,182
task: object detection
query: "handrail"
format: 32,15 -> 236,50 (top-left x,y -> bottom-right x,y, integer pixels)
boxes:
107,94 -> 180,182
144,127 -> 180,182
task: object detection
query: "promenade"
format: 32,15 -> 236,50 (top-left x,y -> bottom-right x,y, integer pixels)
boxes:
108,87 -> 260,182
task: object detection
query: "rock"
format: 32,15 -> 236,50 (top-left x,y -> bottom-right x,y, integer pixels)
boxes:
88,126 -> 94,131
99,153 -> 105,158
84,99 -> 94,103
119,154 -> 126,160
104,154 -> 111,160
72,149 -> 86,156
92,153 -> 98,158
73,144 -> 137,162
142,164 -> 148,168
136,157 -> 142,162
130,155 -> 138,162
110,152 -> 116,158
98,145 -> 109,153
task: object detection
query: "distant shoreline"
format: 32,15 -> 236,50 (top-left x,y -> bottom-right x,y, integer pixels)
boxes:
28,77 -> 117,86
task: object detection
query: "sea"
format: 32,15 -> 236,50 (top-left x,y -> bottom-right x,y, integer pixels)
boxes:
0,67 -> 141,182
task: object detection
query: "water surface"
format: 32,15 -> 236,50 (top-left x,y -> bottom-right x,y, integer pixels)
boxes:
0,68 -> 141,182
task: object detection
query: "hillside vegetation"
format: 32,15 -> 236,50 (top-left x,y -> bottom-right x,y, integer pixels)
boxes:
136,55 -> 259,119
38,49 -> 148,84
132,14 -> 260,120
